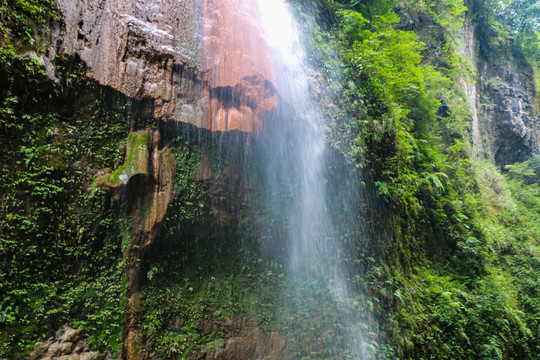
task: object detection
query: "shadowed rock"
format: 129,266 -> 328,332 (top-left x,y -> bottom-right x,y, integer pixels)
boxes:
188,314 -> 291,360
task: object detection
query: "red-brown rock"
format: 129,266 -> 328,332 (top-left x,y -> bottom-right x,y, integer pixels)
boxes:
200,0 -> 279,133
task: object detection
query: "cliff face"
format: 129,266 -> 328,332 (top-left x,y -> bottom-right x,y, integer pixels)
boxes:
54,0 -> 200,122
4,0 -> 540,359
51,0 -> 278,134
200,0 -> 279,133
41,1 -> 282,358
459,6 -> 539,166
477,46 -> 539,165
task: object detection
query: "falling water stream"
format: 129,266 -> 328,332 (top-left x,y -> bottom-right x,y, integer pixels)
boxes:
251,0 -> 368,358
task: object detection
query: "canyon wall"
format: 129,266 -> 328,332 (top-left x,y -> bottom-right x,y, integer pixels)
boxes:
54,0 -> 201,122
459,2 -> 539,165
50,0 -> 278,134
45,1 -> 282,358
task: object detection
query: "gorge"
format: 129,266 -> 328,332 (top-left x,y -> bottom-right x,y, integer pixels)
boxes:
1,0 -> 539,359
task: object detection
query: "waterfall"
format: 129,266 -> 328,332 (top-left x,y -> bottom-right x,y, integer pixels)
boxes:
252,1 -> 369,358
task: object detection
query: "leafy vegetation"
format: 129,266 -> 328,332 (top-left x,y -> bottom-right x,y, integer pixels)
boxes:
0,0 -> 58,51
292,0 -> 540,358
0,33 -> 134,357
1,0 -> 540,359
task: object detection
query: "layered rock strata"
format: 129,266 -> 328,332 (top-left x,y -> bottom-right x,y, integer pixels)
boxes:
51,0 -> 279,134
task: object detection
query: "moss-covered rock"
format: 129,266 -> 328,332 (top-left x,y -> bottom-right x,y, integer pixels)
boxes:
96,131 -> 150,188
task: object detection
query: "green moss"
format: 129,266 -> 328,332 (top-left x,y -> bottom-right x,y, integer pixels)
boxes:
106,132 -> 149,185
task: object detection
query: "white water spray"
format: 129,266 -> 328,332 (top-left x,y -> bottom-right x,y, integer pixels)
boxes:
254,0 -> 369,358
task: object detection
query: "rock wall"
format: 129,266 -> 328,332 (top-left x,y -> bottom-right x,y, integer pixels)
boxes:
477,47 -> 540,165
47,1 -> 285,358
54,0 -> 201,122
51,0 -> 278,134
200,0 -> 279,133
459,2 -> 539,165
188,314 -> 290,360
97,129 -> 176,360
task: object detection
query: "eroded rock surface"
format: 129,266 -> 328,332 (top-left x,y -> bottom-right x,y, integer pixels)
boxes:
188,314 -> 291,360
29,325 -> 110,360
458,6 -> 539,165
479,58 -> 540,165
53,0 -> 201,123
199,0 -> 279,133
96,129 -> 176,360
96,131 -> 150,189
52,0 -> 279,134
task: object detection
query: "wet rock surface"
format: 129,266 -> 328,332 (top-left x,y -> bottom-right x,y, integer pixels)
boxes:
29,326 -> 110,360
51,0 -> 279,134
187,314 -> 291,360
95,129 -> 177,360
203,74 -> 279,133
200,0 -> 279,133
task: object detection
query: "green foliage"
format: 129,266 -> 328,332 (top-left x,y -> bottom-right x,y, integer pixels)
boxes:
0,50 -> 131,357
360,159 -> 540,359
506,154 -> 540,184
68,262 -> 126,352
478,0 -> 540,80
391,267 -> 534,359
334,0 -> 397,20
141,244 -> 372,359
0,0 -> 58,50
309,1 -> 540,358
1,1 -> 539,359
141,262 -> 274,359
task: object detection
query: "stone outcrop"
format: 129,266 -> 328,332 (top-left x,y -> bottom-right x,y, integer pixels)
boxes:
188,314 -> 291,360
96,131 -> 150,189
53,0 -> 201,122
96,129 -> 176,360
201,74 -> 279,133
96,129 -> 176,248
478,54 -> 540,165
50,0 -> 279,134
29,325 -> 110,360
